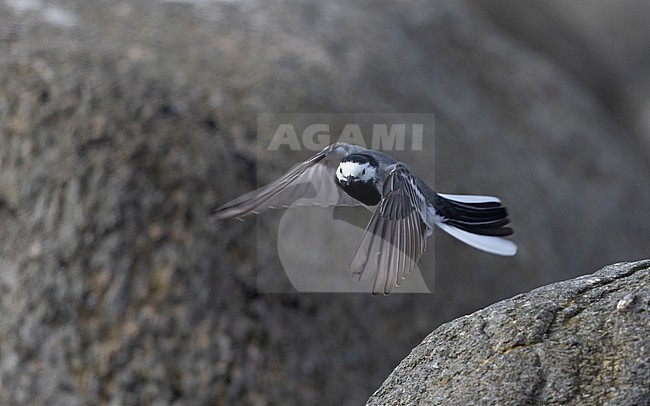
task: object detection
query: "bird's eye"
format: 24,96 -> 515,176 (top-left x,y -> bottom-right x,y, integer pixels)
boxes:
362,169 -> 366,175
339,167 -> 342,173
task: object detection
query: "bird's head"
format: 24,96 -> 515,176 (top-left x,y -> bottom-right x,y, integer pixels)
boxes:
336,154 -> 378,187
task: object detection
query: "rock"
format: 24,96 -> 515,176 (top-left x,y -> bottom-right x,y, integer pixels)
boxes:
367,260 -> 650,405
1,0 -> 650,405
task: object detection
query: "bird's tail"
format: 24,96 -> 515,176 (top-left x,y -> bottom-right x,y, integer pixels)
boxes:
434,193 -> 517,256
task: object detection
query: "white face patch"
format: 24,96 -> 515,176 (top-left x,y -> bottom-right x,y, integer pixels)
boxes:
336,161 -> 376,183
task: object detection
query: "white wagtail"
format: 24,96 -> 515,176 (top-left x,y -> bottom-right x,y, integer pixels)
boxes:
210,142 -> 516,294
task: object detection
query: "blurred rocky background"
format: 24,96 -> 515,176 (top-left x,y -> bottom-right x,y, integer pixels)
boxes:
0,0 -> 648,404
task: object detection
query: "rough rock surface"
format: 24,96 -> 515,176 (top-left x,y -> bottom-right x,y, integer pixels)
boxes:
368,260 -> 650,405
1,0 -> 649,404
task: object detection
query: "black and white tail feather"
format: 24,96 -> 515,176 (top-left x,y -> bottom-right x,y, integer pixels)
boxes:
210,142 -> 517,295
434,193 -> 516,256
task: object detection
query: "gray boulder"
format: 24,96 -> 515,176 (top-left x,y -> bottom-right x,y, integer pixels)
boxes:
368,260 -> 650,405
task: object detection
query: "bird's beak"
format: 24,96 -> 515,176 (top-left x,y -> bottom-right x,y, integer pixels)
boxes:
339,176 -> 354,187
341,175 -> 355,186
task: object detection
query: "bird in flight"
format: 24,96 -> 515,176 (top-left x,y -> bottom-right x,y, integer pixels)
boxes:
210,142 -> 516,294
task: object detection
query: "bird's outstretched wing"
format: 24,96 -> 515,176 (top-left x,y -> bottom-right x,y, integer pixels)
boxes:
349,164 -> 429,295
209,143 -> 362,220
